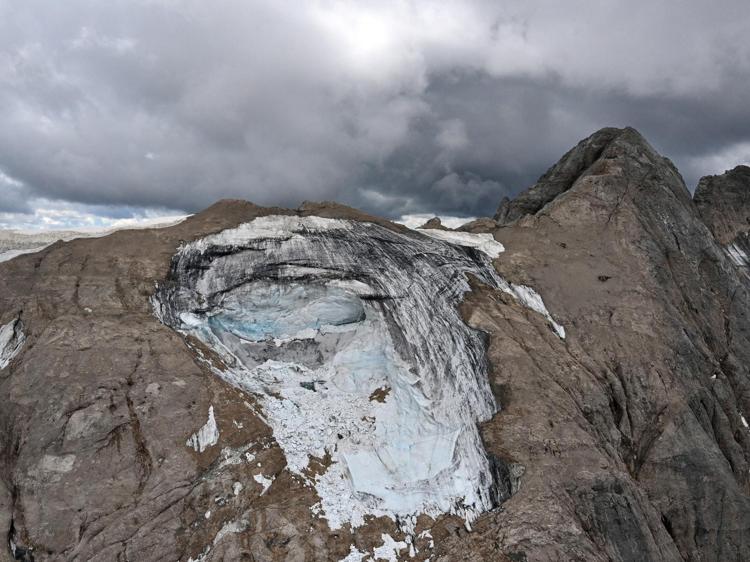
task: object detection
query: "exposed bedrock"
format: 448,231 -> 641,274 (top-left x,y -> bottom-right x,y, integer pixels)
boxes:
694,164 -> 750,245
468,127 -> 750,561
695,165 -> 750,275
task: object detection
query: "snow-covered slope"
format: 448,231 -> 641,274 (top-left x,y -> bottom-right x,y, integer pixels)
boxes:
154,215 -> 564,532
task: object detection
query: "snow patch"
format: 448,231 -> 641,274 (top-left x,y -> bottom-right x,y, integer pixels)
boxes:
187,215 -> 352,254
396,214 -> 476,230
418,529 -> 434,549
373,534 -> 408,562
510,284 -> 566,338
418,228 -> 505,258
184,520 -> 248,562
186,548 -> 210,562
741,413 -> 749,429
339,544 -> 368,562
0,317 -> 25,369
186,405 -> 220,452
253,473 -> 275,495
213,519 -> 248,546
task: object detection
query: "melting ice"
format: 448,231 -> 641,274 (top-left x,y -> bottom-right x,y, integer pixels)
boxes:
155,215 -> 563,530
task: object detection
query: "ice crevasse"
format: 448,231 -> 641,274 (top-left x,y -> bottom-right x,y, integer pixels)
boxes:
153,215 -> 564,530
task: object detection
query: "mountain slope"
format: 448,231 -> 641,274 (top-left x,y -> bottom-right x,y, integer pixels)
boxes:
476,127 -> 750,561
0,130 -> 749,561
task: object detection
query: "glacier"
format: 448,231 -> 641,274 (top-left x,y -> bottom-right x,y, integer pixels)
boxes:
154,215 -> 564,531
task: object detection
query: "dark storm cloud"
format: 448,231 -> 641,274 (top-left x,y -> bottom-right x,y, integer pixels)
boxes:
0,0 -> 749,225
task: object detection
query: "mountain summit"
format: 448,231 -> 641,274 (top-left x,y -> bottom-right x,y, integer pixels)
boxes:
494,126 -> 688,224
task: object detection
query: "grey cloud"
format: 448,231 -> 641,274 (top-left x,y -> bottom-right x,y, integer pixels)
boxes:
0,177 -> 30,214
0,1 -> 749,225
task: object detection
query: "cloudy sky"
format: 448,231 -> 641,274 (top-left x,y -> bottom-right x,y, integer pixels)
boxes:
1,0 -> 749,229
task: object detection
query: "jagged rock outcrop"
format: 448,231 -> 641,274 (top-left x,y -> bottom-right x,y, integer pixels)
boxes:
0,129 -> 749,562
416,217 -> 449,230
493,127 -> 680,225
694,165 -> 750,244
694,165 -> 750,270
457,218 -> 499,234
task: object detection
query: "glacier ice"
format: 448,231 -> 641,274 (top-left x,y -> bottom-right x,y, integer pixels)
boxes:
0,317 -> 25,370
417,228 -> 505,258
186,405 -> 220,452
154,215 -> 564,531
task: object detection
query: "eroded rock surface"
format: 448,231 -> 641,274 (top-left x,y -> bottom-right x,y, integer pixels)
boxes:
493,127 -> 630,225
695,165 -> 750,274
694,165 -> 750,244
471,127 -> 750,561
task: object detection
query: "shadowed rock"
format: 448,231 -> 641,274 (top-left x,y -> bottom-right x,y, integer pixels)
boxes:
694,165 -> 750,244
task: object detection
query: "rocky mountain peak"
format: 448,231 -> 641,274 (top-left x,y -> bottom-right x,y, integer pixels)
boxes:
494,126 -> 687,225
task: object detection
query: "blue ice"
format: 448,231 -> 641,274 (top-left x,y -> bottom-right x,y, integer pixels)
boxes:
209,282 -> 365,341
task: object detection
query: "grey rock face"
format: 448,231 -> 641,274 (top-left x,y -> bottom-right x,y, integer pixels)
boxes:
472,126 -> 750,561
493,127 -> 684,225
694,165 -> 750,244
694,165 -> 750,276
